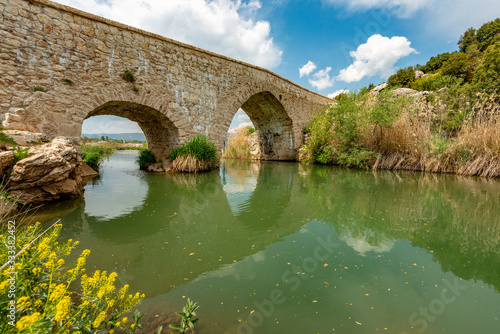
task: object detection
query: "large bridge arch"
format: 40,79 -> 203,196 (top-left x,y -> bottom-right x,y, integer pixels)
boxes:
85,101 -> 179,160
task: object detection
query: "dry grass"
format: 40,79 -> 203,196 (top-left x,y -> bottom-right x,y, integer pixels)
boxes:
223,128 -> 251,159
171,155 -> 215,173
371,105 -> 500,177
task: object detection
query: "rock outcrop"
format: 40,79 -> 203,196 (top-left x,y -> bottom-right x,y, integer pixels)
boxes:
9,137 -> 85,205
0,151 -> 14,180
2,130 -> 50,146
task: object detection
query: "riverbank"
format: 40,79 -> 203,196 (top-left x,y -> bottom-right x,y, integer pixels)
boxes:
300,89 -> 500,178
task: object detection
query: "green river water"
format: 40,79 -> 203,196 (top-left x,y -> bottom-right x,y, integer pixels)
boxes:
35,150 -> 500,334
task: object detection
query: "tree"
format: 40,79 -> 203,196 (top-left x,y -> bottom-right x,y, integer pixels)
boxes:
387,67 -> 415,88
473,44 -> 500,94
420,52 -> 451,73
459,27 -> 477,53
475,18 -> 500,51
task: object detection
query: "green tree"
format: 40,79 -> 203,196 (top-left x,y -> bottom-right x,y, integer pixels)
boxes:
387,67 -> 415,88
459,27 -> 477,53
420,53 -> 451,73
475,18 -> 500,51
441,52 -> 470,81
473,44 -> 500,94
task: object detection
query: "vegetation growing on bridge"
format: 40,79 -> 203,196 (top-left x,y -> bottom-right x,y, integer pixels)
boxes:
301,19 -> 500,178
168,135 -> 218,173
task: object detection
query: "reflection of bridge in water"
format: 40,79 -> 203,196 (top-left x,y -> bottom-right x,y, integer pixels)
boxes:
55,160 -> 500,298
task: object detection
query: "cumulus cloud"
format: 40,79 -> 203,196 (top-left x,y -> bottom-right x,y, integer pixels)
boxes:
308,67 -> 335,90
229,121 -> 254,133
321,0 -> 430,18
337,34 -> 416,83
237,112 -> 251,122
82,115 -> 142,134
328,89 -> 349,98
299,61 -> 317,77
53,0 -> 282,69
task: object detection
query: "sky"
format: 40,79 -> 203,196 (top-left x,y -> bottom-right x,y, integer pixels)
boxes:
59,0 -> 500,133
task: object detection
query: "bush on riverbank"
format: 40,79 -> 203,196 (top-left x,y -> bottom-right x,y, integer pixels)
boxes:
169,135 -> 218,172
0,221 -> 144,333
137,148 -> 157,170
81,144 -> 115,171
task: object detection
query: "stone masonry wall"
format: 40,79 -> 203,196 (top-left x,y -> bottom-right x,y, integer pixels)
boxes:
0,0 -> 331,160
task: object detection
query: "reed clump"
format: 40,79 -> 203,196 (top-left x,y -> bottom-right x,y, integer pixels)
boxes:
169,135 -> 218,173
222,127 -> 254,159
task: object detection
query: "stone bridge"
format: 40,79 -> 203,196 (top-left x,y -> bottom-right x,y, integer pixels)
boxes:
0,0 -> 331,161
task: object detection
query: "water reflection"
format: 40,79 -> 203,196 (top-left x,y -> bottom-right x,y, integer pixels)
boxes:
32,154 -> 500,334
84,150 -> 148,220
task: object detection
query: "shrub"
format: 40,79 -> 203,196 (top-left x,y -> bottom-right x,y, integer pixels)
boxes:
81,144 -> 115,171
13,146 -> 30,164
169,135 -> 218,172
121,70 -> 135,83
169,135 -> 217,164
0,132 -> 17,146
387,67 -> 415,88
223,128 -> 252,159
301,92 -> 375,168
137,148 -> 157,170
0,222 -> 144,333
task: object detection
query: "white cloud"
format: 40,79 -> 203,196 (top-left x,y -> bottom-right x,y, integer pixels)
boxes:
321,0 -> 430,18
322,0 -> 500,38
337,34 -> 416,83
53,0 -> 282,69
229,121 -> 254,133
328,89 -> 349,98
308,67 -> 335,90
82,115 -> 143,134
299,61 -> 317,77
237,113 -> 251,122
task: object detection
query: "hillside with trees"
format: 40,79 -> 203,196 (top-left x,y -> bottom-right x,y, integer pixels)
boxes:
300,19 -> 500,177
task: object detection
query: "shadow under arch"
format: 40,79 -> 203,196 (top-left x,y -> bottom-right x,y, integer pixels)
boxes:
86,101 -> 179,160
237,91 -> 295,160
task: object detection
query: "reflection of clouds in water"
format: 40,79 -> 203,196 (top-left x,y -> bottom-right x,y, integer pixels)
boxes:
84,151 -> 147,220
223,174 -> 257,215
340,231 -> 395,257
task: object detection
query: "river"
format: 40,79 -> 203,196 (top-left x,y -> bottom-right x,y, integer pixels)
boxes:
34,150 -> 500,333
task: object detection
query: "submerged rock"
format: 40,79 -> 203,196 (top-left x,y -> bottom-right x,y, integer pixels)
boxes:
9,137 -> 84,205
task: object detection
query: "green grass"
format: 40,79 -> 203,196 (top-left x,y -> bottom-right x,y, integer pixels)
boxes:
137,149 -> 157,170
81,144 -> 115,171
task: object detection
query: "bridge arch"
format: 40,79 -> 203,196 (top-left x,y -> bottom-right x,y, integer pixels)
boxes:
218,87 -> 296,161
84,101 -> 179,161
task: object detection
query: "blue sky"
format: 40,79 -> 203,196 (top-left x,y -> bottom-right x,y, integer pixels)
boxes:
59,0 -> 500,133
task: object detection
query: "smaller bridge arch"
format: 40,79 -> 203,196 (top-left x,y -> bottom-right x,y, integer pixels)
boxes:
234,91 -> 295,160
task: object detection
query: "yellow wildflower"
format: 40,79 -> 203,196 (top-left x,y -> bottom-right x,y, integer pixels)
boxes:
121,317 -> 128,323
16,312 -> 40,330
49,284 -> 67,302
17,296 -> 29,308
55,296 -> 71,322
93,311 -> 106,328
